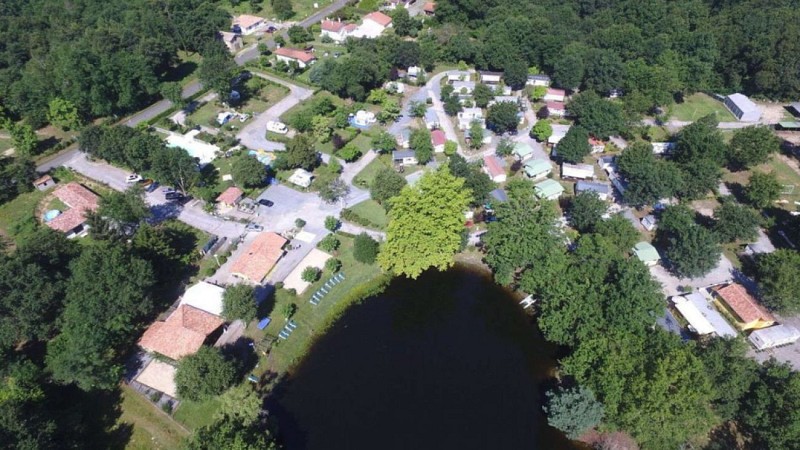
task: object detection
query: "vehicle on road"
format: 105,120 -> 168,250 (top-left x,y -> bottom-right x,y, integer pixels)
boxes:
126,173 -> 142,183
245,223 -> 264,232
258,199 -> 274,207
145,181 -> 160,193
162,187 -> 175,194
165,192 -> 184,201
266,121 -> 288,134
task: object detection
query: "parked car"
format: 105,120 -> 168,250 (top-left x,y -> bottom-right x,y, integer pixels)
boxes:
145,181 -> 160,193
161,187 -> 175,194
165,192 -> 184,201
258,199 -> 274,207
126,173 -> 142,183
245,223 -> 264,232
138,178 -> 154,187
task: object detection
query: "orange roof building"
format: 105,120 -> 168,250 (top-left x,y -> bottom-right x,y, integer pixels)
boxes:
138,305 -> 225,360
364,11 -> 393,27
423,2 -> 436,15
275,47 -> 316,65
230,232 -> 288,283
216,186 -> 244,207
46,182 -> 100,235
713,283 -> 775,330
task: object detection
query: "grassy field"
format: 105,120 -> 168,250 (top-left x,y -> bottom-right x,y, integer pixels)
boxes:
670,93 -> 736,122
189,79 -> 289,129
245,234 -> 386,374
348,199 -> 389,229
223,0 -> 327,21
0,188 -> 47,245
722,155 -> 800,208
117,385 -> 189,450
0,138 -> 12,152
173,397 -> 221,431
353,154 -> 391,188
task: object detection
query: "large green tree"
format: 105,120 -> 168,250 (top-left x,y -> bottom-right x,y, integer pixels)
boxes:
46,244 -> 155,390
712,199 -> 761,243
175,346 -> 237,401
727,126 -> 780,169
738,361 -> 800,449
222,284 -> 257,322
198,41 -> 237,99
186,415 -> 279,450
379,168 -> 472,278
566,91 -> 625,139
486,101 -> 519,134
231,156 -> 266,188
568,191 -> 607,232
664,225 -> 721,278
410,128 -> 433,164
97,186 -> 150,225
756,249 -> 800,313
370,167 -> 407,207
448,154 -> 493,206
556,126 -> 591,164
150,146 -> 200,194
284,134 -> 319,171
745,171 -> 782,208
543,386 -> 604,439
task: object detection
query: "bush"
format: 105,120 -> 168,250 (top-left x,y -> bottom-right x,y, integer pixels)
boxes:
222,284 -> 257,322
341,208 -> 383,229
353,232 -> 379,264
325,257 -> 342,273
282,302 -> 296,319
295,218 -> 306,228
161,401 -> 173,414
301,266 -> 321,282
318,234 -> 341,252
175,347 -> 237,401
325,215 -> 340,231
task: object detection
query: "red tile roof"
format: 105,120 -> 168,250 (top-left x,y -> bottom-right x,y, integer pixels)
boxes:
423,2 -> 436,13
46,182 -> 100,233
431,129 -> 446,146
321,19 -> 346,32
33,174 -> 53,186
547,88 -> 566,97
138,305 -> 224,360
275,47 -> 316,63
715,283 -> 775,324
364,11 -> 393,27
216,186 -> 244,205
483,155 -> 505,178
230,232 -> 288,282
546,101 -> 565,110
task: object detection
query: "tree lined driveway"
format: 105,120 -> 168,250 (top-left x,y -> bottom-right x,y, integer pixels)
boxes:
235,71 -> 314,151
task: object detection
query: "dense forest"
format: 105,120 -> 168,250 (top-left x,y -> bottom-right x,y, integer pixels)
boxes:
433,0 -> 800,102
0,0 -> 229,127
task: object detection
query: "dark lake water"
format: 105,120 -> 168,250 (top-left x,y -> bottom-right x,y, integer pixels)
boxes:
274,265 -> 583,450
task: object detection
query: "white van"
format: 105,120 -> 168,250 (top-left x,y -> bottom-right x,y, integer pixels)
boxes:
266,121 -> 288,134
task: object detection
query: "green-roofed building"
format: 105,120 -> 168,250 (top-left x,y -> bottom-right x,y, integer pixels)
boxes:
523,159 -> 552,180
513,143 -> 534,161
534,179 -> 564,200
633,241 -> 660,266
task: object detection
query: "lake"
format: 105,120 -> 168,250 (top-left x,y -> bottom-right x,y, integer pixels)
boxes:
273,265 -> 582,449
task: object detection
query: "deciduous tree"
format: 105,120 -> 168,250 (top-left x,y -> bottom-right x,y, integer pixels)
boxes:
379,168 -> 472,278
756,249 -> 800,313
222,284 -> 257,322
175,347 -> 236,401
353,232 -> 379,264
543,386 -> 604,439
745,171 -> 782,208
486,101 -> 519,134
284,134 -> 319,170
472,83 -> 493,108
531,120 -> 552,141
568,191 -> 607,232
555,126 -> 590,164
728,126 -> 780,169
713,199 -> 760,243
231,156 -> 266,188
371,167 -> 407,206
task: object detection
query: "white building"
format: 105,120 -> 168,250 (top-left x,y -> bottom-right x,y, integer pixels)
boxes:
724,93 -> 762,122
457,108 -> 484,130
447,71 -> 470,83
392,150 -> 418,165
543,88 -> 566,102
479,71 -> 503,84
289,168 -> 314,188
179,281 -> 225,316
671,292 -> 738,338
274,47 -> 316,68
320,19 -> 358,43
232,14 -> 265,35
749,325 -> 800,351
351,11 -> 393,39
526,74 -> 551,87
549,124 -> 571,145
561,163 -> 594,180
353,110 -> 376,127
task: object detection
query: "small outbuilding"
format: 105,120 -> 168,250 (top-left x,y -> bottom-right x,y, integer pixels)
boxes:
534,179 -> 565,200
393,150 -> 418,165
216,186 -> 244,208
526,74 -> 551,87
575,180 -> 611,201
712,283 -> 775,331
33,174 -> 55,191
543,88 -> 566,102
724,93 -> 762,122
482,155 -> 507,183
671,292 -> 737,338
512,142 -> 534,161
641,214 -> 657,231
632,241 -> 659,266
523,159 -> 552,180
749,324 -> 800,351
561,163 -> 594,180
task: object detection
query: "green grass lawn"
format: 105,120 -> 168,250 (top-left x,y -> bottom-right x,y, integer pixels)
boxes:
245,234 -> 386,374
117,385 -> 189,450
348,199 -> 389,229
722,155 -> 800,209
0,138 -> 12,152
222,0 -> 326,22
670,93 -> 736,122
173,397 -> 221,431
0,188 -> 47,246
353,153 -> 393,188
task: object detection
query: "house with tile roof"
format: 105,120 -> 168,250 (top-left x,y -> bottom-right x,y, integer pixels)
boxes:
712,283 -> 775,330
46,182 -> 100,238
275,47 -> 316,68
230,232 -> 288,283
482,155 -> 506,183
216,186 -> 244,208
138,305 -> 225,360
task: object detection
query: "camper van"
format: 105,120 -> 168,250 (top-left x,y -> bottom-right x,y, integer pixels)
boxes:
266,121 -> 288,134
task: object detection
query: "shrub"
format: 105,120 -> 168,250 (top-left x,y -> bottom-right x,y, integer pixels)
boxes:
353,232 -> 379,264
301,266 -> 321,282
325,258 -> 342,273
318,234 -> 341,252
325,215 -> 341,232
295,218 -> 306,228
282,302 -> 296,319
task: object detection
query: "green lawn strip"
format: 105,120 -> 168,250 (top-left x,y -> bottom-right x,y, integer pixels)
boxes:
173,397 -> 222,431
117,385 -> 189,450
670,93 -> 736,122
0,138 -> 13,152
353,153 -> 392,187
247,235 -> 386,374
348,199 -> 388,229
188,102 -> 218,128
0,189 -> 47,244
221,0 -> 322,21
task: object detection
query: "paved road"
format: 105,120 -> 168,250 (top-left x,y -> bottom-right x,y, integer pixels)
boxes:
61,151 -> 245,238
236,71 -> 314,151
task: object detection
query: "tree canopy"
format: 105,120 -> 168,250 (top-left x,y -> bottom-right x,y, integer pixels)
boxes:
486,101 -> 519,134
370,167 -> 407,207
175,346 -> 237,401
555,126 -> 590,164
222,285 -> 257,322
756,249 -> 800,313
728,126 -> 780,169
379,168 -> 472,278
